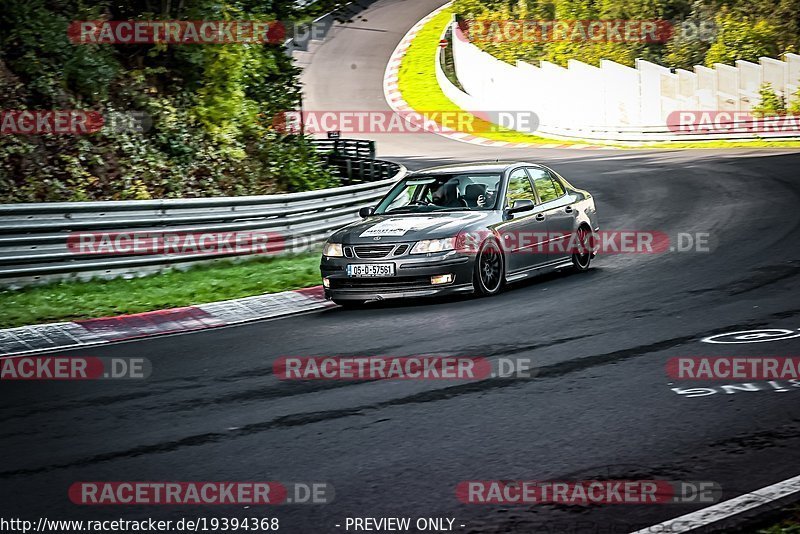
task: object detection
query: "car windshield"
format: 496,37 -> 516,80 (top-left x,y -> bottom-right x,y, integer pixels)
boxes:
374,173 -> 502,214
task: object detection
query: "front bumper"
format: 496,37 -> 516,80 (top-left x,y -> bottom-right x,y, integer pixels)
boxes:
320,249 -> 475,301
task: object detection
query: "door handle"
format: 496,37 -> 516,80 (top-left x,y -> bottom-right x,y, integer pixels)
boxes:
535,213 -> 545,221
565,206 -> 574,213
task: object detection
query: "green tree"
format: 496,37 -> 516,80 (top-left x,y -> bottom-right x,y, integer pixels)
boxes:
705,12 -> 779,66
0,0 -> 337,202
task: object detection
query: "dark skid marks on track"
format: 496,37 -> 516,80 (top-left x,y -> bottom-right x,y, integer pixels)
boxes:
0,321 -> 780,480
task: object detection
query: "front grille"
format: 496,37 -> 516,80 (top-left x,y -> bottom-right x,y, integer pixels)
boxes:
353,244 -> 395,259
329,276 -> 432,290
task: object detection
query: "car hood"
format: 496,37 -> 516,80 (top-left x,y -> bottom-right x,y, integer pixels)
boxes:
331,212 -> 492,244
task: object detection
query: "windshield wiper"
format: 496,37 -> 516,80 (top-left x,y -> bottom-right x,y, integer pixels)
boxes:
386,207 -> 426,213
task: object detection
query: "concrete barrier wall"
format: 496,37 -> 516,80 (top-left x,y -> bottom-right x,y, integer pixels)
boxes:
446,21 -> 800,142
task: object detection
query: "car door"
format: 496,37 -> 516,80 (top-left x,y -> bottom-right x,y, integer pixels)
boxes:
527,167 -> 576,261
499,167 -> 549,273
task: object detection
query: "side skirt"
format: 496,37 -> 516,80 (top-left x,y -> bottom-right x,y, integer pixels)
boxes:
505,259 -> 574,282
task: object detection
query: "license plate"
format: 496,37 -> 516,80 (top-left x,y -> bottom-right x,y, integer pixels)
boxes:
347,263 -> 394,277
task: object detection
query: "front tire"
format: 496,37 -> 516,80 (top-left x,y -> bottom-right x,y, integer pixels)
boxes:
473,239 -> 505,296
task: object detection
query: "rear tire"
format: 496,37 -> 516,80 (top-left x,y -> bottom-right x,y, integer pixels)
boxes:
572,225 -> 594,272
473,239 -> 505,296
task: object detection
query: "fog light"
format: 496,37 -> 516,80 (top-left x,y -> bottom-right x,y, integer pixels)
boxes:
323,277 -> 331,288
431,274 -> 453,285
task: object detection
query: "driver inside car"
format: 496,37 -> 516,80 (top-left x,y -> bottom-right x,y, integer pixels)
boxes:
430,180 -> 463,208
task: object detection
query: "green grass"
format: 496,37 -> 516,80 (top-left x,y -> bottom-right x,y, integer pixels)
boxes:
398,8 -> 568,146
759,507 -> 800,533
397,8 -> 800,149
760,525 -> 800,534
0,253 -> 323,329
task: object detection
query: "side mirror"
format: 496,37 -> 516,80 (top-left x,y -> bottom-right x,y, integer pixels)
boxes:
358,207 -> 374,218
507,199 -> 534,215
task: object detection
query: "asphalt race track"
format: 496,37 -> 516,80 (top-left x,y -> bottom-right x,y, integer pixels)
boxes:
3,0 -> 800,532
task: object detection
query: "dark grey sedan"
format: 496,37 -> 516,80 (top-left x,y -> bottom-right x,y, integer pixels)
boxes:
320,161 -> 599,306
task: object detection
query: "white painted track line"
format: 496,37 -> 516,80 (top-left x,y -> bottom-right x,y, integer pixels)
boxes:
631,473 -> 800,533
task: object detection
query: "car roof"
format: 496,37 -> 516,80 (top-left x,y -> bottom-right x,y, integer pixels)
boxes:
409,161 -> 544,176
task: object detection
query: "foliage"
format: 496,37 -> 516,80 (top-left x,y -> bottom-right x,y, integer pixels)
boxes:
751,83 -> 786,117
704,11 -> 780,67
399,8 -> 800,149
0,0 -> 337,202
788,88 -> 800,115
452,0 -> 800,69
757,505 -> 800,534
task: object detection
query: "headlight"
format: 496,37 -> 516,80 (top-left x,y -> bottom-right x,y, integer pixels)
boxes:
410,237 -> 456,254
323,242 -> 344,257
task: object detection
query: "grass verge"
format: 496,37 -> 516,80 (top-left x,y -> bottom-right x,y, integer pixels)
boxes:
397,8 -> 569,146
0,253 -> 322,329
759,506 -> 800,533
397,8 -> 800,149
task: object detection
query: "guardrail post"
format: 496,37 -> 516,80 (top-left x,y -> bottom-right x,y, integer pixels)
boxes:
345,158 -> 353,184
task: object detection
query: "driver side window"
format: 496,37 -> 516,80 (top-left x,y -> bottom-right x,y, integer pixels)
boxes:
505,168 -> 536,207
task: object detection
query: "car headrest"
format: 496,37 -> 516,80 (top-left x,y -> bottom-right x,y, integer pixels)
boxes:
464,183 -> 486,200
432,185 -> 444,202
442,181 -> 459,203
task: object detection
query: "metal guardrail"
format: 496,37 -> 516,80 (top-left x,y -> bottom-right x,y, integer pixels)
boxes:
325,156 -> 399,184
311,139 -> 397,185
285,0 -> 380,56
0,160 -> 405,287
311,138 -> 376,159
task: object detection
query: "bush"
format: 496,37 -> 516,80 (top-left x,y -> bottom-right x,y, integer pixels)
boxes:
752,83 -> 786,117
787,88 -> 800,115
0,0 -> 337,202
